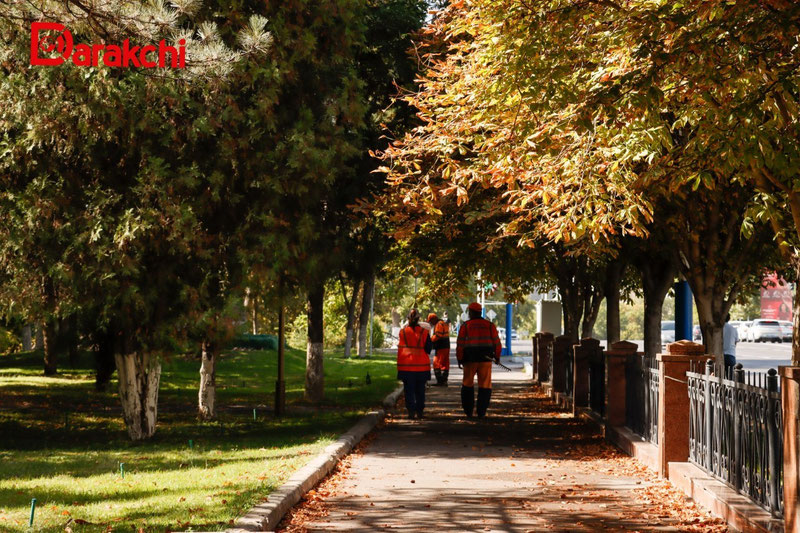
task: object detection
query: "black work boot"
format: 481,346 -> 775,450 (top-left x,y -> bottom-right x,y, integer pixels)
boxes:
442,369 -> 449,387
433,368 -> 444,386
476,388 -> 492,418
461,385 -> 475,418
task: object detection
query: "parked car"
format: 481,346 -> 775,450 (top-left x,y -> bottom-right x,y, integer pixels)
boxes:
747,319 -> 783,343
693,324 -> 702,342
497,327 -> 518,340
780,320 -> 793,342
661,321 -> 675,345
737,321 -> 751,341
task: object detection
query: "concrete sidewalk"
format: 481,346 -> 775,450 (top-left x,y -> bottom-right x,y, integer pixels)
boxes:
280,367 -> 725,532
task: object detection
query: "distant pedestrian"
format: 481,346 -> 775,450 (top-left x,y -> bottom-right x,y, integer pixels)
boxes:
456,302 -> 502,418
723,313 -> 738,372
397,309 -> 432,419
428,313 -> 450,386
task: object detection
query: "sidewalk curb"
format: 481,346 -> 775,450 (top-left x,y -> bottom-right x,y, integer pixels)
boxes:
227,384 -> 404,532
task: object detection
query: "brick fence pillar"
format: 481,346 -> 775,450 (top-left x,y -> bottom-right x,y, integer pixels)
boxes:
573,338 -> 599,415
657,343 -> 710,478
536,332 -> 554,384
780,366 -> 800,533
605,341 -> 638,428
532,333 -> 540,381
552,335 -> 572,393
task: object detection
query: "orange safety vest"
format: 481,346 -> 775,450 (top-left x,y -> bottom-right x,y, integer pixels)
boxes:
397,325 -> 431,372
456,318 -> 502,364
431,321 -> 450,349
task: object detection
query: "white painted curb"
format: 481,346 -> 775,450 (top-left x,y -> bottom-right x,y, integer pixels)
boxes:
226,384 -> 404,532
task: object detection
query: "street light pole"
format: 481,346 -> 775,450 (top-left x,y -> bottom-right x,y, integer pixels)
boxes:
503,302 -> 513,356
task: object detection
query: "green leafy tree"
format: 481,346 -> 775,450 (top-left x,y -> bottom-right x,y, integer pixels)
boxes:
0,2 -> 293,438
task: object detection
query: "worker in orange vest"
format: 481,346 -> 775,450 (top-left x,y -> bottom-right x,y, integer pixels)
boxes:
428,313 -> 450,386
397,309 -> 433,419
456,302 -> 502,418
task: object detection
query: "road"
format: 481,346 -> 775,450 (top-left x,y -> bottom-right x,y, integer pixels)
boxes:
507,338 -> 790,375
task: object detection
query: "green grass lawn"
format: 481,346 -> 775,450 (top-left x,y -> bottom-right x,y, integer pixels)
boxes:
0,346 -> 398,532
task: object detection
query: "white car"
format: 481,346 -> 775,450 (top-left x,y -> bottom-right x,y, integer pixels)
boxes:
737,321 -> 751,341
661,321 -> 675,345
780,320 -> 793,342
748,319 -> 783,343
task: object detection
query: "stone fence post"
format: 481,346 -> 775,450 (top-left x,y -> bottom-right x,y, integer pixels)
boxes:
657,341 -> 710,478
605,341 -> 638,428
536,332 -> 554,384
552,335 -> 572,393
780,366 -> 800,533
532,333 -> 540,381
573,338 -> 600,415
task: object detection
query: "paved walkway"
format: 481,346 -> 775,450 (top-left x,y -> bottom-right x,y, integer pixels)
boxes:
279,364 -> 725,532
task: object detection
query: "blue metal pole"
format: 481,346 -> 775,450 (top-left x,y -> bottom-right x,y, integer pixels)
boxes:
503,303 -> 513,356
675,281 -> 693,341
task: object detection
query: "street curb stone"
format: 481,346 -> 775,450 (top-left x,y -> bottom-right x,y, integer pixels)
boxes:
226,384 -> 404,533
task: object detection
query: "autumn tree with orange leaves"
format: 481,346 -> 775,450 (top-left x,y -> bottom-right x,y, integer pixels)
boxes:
377,0 -> 788,361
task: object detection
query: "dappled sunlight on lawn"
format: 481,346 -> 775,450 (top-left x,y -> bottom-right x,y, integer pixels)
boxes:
0,348 -> 401,531
0,440 -> 331,531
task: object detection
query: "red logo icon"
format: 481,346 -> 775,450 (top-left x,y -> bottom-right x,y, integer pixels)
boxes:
31,22 -> 73,66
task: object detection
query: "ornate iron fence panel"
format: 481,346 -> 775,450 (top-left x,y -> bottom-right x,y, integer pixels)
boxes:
624,354 -> 658,444
687,362 -> 783,517
646,356 -> 659,444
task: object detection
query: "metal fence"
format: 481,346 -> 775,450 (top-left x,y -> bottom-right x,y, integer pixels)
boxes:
625,354 -> 659,444
687,361 -> 783,517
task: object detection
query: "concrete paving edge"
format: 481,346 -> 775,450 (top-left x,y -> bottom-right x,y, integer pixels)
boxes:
226,384 -> 404,533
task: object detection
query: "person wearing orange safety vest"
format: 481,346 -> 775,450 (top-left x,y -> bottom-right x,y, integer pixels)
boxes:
428,313 -> 451,386
456,302 -> 502,418
397,309 -> 433,419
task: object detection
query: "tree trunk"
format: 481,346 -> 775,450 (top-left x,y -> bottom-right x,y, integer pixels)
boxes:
95,330 -> 115,392
34,324 -> 43,350
794,257 -> 800,366
560,289 -> 582,343
605,260 -> 623,344
643,292 -> 665,361
342,279 -> 361,358
694,291 -> 728,366
305,285 -> 325,402
42,319 -> 58,376
639,257 -> 676,359
21,325 -> 32,352
357,273 -> 375,358
580,289 -> 603,339
115,349 -> 161,440
198,339 -> 218,420
251,292 -> 258,335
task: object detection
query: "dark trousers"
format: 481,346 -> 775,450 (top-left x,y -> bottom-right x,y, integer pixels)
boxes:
400,372 -> 428,414
724,353 -> 736,372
